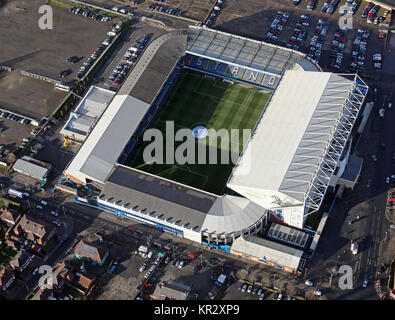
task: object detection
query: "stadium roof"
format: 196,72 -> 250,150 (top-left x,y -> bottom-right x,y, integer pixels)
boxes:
228,71 -> 368,215
100,165 -> 215,231
98,165 -> 267,235
186,26 -> 320,76
65,95 -> 150,184
119,30 -> 187,104
231,236 -> 303,271
268,223 -> 309,248
201,195 -> 266,235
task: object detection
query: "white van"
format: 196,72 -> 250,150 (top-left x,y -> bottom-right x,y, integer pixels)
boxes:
147,251 -> 153,259
305,280 -> 313,286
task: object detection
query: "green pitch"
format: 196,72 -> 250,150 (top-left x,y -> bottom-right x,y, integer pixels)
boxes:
126,70 -> 271,195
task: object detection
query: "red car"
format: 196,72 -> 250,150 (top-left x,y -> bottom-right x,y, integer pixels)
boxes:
127,227 -> 135,232
188,253 -> 196,259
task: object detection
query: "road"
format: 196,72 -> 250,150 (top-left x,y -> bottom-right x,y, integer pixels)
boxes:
307,84 -> 395,300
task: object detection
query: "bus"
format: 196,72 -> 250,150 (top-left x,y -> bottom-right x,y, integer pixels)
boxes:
8,188 -> 27,199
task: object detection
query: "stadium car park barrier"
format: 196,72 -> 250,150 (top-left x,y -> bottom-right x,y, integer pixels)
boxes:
58,0 -> 130,18
20,70 -> 62,85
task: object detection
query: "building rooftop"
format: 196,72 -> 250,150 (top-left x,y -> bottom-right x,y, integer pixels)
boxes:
231,236 -> 303,270
74,86 -> 115,118
13,158 -> 50,181
74,239 -> 108,264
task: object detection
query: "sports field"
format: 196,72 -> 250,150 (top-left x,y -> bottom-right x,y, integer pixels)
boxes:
126,70 -> 271,195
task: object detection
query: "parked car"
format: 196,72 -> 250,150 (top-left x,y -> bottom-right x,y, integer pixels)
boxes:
277,293 -> 283,300
305,280 -> 314,286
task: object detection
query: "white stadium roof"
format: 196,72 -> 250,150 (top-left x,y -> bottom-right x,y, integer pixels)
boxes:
228,70 -> 368,216
65,95 -> 150,184
201,195 -> 266,235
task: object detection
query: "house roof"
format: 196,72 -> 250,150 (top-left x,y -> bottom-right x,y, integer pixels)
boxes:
15,215 -> 52,239
0,208 -> 20,224
75,273 -> 94,289
74,239 -> 108,263
9,249 -> 32,268
0,267 -> 14,288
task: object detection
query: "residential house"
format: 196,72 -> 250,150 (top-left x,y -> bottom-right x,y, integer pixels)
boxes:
12,215 -> 55,252
52,261 -> 74,290
9,249 -> 34,272
74,272 -> 95,293
0,208 -> 20,227
150,281 -> 192,300
74,239 -> 109,266
0,267 -> 15,291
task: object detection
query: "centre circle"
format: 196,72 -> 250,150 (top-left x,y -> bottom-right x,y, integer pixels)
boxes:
192,126 -> 208,139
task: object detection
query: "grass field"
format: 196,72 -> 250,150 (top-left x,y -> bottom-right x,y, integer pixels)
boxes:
126,70 -> 271,195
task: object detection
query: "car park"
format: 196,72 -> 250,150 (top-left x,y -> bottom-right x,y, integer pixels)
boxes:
265,11 -> 289,44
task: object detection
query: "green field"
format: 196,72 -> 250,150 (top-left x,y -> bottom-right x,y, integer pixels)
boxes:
126,70 -> 271,195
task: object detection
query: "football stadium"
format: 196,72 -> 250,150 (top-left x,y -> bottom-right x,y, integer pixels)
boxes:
64,26 -> 368,273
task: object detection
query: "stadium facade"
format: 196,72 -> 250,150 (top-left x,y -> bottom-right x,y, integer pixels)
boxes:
64,26 -> 368,273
